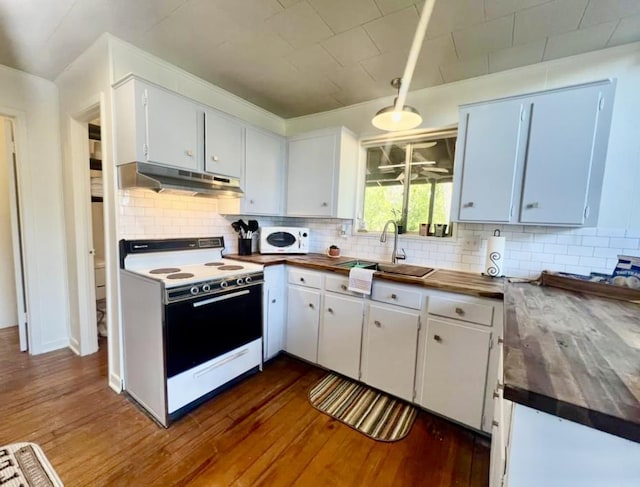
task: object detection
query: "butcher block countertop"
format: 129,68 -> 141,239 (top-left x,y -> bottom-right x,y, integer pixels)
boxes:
505,282 -> 640,443
226,252 -> 504,299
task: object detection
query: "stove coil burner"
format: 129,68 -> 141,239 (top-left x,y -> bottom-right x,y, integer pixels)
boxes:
217,265 -> 244,271
149,267 -> 181,274
204,262 -> 225,266
166,272 -> 195,279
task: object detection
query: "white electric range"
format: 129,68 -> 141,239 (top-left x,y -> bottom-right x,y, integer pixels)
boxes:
119,236 -> 264,427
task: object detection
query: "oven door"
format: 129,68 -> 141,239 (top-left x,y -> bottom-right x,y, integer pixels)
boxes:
165,283 -> 262,378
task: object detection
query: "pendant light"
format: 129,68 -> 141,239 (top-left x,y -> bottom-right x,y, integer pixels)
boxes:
371,0 -> 437,131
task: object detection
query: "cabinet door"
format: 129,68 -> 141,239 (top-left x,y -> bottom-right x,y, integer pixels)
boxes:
419,317 -> 490,429
264,265 -> 285,361
285,286 -> 320,363
455,100 -> 526,222
287,134 -> 336,217
318,293 -> 364,380
361,303 -> 419,401
204,109 -> 244,178
145,84 -> 199,170
245,128 -> 285,215
520,85 -> 603,225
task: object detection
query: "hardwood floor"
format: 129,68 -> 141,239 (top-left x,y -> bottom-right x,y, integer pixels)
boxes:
0,327 -> 489,486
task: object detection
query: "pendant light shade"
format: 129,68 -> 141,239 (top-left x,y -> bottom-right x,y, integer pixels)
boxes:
372,79 -> 422,131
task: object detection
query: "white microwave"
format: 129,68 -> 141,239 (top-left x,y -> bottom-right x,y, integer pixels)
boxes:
260,227 -> 310,254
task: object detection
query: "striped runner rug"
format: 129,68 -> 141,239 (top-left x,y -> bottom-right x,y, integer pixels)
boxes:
309,373 -> 417,442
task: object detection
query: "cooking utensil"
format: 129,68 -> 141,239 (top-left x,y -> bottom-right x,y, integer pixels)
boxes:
248,220 -> 259,233
237,219 -> 249,234
231,221 -> 242,234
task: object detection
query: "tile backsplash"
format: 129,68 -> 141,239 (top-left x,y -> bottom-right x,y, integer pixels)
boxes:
119,190 -> 640,279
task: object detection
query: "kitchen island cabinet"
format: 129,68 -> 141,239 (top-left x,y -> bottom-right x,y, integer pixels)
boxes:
286,127 -> 359,218
452,79 -> 616,226
115,77 -> 199,171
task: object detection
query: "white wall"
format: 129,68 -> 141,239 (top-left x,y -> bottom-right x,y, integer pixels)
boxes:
286,42 -> 640,231
0,65 -> 69,353
0,120 -> 18,328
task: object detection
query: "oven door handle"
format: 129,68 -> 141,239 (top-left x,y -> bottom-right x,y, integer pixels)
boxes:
193,348 -> 250,379
192,289 -> 250,308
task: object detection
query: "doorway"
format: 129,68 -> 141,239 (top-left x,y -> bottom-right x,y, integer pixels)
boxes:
0,116 -> 29,351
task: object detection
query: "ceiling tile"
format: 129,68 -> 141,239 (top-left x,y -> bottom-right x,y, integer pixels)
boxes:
107,0 -> 189,41
309,0 -> 381,33
514,0 -> 589,45
420,0 -> 486,39
608,14 -> 640,46
418,34 -> 459,66
452,15 -> 514,59
484,0 -> 551,20
361,46 -> 444,87
440,55 -> 489,83
363,5 -> 420,53
217,31 -> 294,60
277,0 -> 302,7
326,65 -> 390,104
489,39 -> 546,73
211,0 -> 284,28
374,0 -> 416,15
0,0 -> 77,46
265,1 -> 334,48
285,43 -> 343,75
543,20 -> 618,61
321,27 -> 380,66
580,0 -> 640,28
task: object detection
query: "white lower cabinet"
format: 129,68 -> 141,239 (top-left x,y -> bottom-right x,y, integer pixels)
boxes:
361,302 -> 420,402
418,317 -> 491,430
286,284 -> 320,363
263,265 -> 285,361
318,293 -> 364,380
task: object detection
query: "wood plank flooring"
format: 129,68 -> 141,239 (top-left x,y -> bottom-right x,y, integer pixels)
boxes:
0,327 -> 489,486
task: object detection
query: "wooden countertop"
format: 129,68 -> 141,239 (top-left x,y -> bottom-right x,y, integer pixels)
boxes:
226,252 -> 504,299
504,282 -> 640,443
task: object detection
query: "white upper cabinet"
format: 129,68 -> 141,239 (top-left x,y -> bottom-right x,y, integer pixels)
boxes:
243,127 -> 286,215
204,108 -> 244,178
287,127 -> 359,218
452,79 -> 616,226
115,78 -> 199,171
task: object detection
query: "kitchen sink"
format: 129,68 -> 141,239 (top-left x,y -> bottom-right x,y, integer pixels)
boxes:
335,260 -> 435,278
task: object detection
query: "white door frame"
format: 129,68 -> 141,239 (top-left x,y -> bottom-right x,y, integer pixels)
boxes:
2,116 -> 29,351
67,99 -> 102,356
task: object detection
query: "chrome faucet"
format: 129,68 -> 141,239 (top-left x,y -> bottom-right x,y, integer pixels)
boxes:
380,220 -> 407,264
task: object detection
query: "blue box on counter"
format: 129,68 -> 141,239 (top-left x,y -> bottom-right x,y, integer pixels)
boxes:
613,255 -> 640,278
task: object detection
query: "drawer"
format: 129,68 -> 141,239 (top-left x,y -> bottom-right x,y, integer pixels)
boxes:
371,282 -> 422,310
428,296 -> 494,326
288,268 -> 322,289
325,274 -> 360,297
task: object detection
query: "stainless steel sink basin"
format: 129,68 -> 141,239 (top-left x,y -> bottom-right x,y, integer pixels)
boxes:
335,260 -> 434,278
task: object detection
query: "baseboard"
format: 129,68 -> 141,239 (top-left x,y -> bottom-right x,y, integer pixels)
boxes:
33,337 -> 71,355
109,372 -> 122,393
69,336 -> 81,355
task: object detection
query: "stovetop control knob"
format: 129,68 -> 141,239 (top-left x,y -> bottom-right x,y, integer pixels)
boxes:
236,277 -> 244,285
190,286 -> 199,296
202,283 -> 211,292
245,275 -> 252,283
220,280 -> 228,289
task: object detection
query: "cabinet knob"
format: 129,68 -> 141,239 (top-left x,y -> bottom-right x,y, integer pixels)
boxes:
300,277 -> 305,282
321,202 -> 328,207
498,337 -> 504,344
185,149 -> 193,157
271,299 -> 276,304
434,334 -> 442,342
308,303 -> 314,309
390,293 -> 397,300
374,320 -> 382,328
249,199 -> 255,204
340,284 -> 347,290
211,155 -> 219,161
463,202 -> 474,208
455,307 -> 465,316
492,420 -> 500,428
493,391 -> 500,399
525,202 -> 539,209
327,308 -> 334,314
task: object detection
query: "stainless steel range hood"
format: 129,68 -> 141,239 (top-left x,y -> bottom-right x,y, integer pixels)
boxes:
118,162 -> 243,198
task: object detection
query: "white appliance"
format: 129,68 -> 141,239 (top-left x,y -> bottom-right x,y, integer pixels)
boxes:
259,226 -> 310,254
119,236 -> 264,427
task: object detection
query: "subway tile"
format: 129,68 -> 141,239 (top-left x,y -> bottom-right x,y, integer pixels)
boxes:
581,236 -> 610,247
568,245 -> 594,256
571,227 -> 597,236
554,254 -> 580,265
596,228 -> 626,237
593,247 -> 623,258
543,243 -> 568,254
520,242 -> 544,253
565,265 -> 592,275
579,256 -> 608,268
533,233 -> 557,243
556,235 -> 582,245
626,229 -> 640,238
610,237 -> 639,249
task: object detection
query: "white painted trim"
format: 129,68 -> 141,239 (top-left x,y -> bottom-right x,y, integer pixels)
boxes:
109,372 -> 122,393
69,336 -> 80,355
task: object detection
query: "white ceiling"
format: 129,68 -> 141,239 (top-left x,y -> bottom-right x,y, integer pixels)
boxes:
1,0 -> 639,117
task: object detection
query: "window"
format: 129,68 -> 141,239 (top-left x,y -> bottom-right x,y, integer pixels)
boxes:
360,130 -> 457,235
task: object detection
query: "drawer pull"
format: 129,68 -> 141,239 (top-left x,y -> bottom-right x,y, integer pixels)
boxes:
327,308 -> 334,314
300,277 -> 305,282
271,299 -> 276,304
525,202 -> 539,209
493,391 -> 500,399
185,149 -> 194,157
492,420 -> 499,428
341,284 -> 348,290
308,303 -> 314,309
390,293 -> 397,300
455,307 -> 465,316
463,201 -> 474,208
211,155 -> 219,161
433,334 -> 442,342
321,202 -> 328,207
498,337 -> 504,344
374,320 -> 382,328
